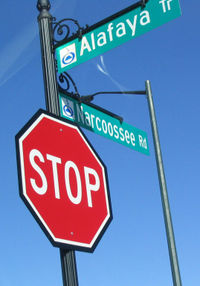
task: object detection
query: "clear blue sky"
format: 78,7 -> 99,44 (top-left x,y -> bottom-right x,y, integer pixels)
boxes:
0,0 -> 199,285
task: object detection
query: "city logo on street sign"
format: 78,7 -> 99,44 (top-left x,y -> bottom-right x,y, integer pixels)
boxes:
56,0 -> 181,73
15,110 -> 112,252
59,93 -> 149,155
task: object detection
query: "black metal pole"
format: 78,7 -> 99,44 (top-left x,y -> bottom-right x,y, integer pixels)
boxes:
60,250 -> 79,286
145,80 -> 182,286
37,0 -> 59,114
37,1 -> 79,285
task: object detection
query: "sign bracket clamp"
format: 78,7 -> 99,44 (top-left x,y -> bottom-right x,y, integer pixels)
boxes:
140,0 -> 147,8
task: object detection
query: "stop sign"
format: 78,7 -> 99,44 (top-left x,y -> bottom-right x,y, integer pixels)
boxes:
16,109 -> 112,252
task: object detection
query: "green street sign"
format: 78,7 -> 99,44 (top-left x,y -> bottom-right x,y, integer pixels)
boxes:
59,93 -> 149,155
56,0 -> 181,73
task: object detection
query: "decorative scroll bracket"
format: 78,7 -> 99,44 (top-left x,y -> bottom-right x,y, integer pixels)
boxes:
52,18 -> 88,98
52,18 -> 89,46
57,71 -> 80,100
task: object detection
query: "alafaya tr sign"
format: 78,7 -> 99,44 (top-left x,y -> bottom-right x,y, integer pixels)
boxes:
56,0 -> 181,72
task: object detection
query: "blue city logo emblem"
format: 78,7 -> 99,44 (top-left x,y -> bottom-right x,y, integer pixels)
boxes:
62,52 -> 75,65
63,104 -> 74,117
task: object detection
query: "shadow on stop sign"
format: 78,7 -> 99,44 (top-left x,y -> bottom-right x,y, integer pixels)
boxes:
15,109 -> 112,252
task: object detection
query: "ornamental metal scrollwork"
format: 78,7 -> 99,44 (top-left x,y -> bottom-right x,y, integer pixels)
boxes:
57,71 -> 80,100
53,18 -> 86,99
52,18 -> 89,45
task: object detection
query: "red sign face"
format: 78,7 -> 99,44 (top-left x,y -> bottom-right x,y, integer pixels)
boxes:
16,110 -> 112,252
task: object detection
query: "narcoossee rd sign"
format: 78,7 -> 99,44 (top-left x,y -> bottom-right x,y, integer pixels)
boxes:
60,93 -> 149,155
56,0 -> 181,73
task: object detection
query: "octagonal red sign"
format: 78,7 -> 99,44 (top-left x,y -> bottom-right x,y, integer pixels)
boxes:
15,109 -> 112,252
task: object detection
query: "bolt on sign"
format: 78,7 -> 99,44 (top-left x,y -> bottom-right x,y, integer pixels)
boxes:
15,110 -> 112,252
55,0 -> 181,72
59,93 -> 149,155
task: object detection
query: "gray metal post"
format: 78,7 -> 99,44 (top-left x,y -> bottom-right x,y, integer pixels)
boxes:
37,0 -> 59,114
60,250 -> 79,286
145,80 -> 182,286
37,1 -> 79,285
